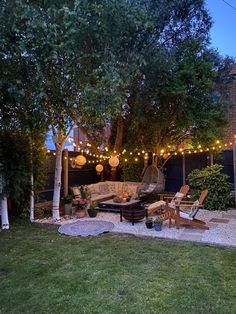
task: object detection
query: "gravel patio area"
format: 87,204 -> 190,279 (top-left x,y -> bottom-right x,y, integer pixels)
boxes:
36,208 -> 236,248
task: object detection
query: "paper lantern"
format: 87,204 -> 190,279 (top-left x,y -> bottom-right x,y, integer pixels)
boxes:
162,153 -> 169,160
95,164 -> 104,174
75,155 -> 87,168
108,156 -> 119,170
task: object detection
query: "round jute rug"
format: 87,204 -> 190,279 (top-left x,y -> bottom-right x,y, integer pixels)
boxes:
58,220 -> 115,237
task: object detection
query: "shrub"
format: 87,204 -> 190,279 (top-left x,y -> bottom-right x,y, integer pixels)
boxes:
187,164 -> 231,211
120,159 -> 143,182
0,130 -> 47,217
63,195 -> 73,204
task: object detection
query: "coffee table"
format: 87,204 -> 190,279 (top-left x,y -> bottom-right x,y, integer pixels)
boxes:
98,199 -> 146,225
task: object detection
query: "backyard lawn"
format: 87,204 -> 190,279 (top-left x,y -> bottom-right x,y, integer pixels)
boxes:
0,220 -> 236,314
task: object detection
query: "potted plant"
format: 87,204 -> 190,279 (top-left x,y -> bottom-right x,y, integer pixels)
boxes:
88,201 -> 98,218
80,185 -> 91,200
145,217 -> 153,229
75,199 -> 88,218
154,217 -> 163,231
63,195 -> 73,215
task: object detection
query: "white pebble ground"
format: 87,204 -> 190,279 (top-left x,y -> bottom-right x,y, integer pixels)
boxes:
36,208 -> 236,248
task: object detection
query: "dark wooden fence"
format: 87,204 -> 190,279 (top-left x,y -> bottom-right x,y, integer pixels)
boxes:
41,151 -> 101,200
165,150 -> 233,192
41,150 -> 234,200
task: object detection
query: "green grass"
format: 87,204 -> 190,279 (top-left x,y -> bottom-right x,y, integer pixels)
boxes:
0,220 -> 236,314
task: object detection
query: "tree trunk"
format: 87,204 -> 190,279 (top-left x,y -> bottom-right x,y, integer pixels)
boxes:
1,197 -> 9,230
30,174 -> 34,221
52,145 -> 62,221
29,139 -> 34,221
114,117 -> 124,153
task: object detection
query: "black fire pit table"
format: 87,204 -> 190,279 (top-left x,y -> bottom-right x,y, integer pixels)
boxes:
98,199 -> 147,225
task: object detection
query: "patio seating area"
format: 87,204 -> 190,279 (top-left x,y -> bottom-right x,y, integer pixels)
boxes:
36,207 -> 236,248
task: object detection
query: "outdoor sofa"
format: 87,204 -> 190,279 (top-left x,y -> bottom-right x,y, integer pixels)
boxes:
71,181 -> 141,203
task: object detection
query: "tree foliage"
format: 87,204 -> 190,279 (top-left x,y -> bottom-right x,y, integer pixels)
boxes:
107,0 -> 234,152
188,164 -> 231,211
0,131 -> 47,216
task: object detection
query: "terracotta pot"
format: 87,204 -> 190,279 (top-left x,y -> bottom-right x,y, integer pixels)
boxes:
76,209 -> 86,218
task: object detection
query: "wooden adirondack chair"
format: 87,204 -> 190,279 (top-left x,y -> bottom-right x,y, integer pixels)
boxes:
162,190 -> 209,230
147,185 -> 189,215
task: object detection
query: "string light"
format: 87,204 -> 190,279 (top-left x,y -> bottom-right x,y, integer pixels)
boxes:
45,133 -> 236,164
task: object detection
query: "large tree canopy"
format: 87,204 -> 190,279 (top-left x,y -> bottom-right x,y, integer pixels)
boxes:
103,0 -> 233,152
1,0 -> 232,150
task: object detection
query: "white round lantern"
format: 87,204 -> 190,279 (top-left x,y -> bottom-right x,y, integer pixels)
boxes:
108,156 -> 119,171
75,155 -> 87,168
95,164 -> 104,175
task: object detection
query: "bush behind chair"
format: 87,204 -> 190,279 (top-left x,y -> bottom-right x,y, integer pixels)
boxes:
188,164 -> 231,211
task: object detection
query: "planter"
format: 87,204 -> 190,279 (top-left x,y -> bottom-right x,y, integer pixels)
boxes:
145,221 -> 153,229
64,203 -> 72,215
122,205 -> 146,223
88,208 -> 98,218
75,209 -> 86,218
154,223 -> 162,231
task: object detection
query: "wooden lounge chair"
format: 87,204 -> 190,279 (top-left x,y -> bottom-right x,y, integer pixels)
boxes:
163,190 -> 209,230
147,185 -> 189,215
159,185 -> 190,202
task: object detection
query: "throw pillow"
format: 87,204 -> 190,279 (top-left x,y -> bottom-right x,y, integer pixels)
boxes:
170,192 -> 184,206
99,183 -> 110,195
72,187 -> 81,198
